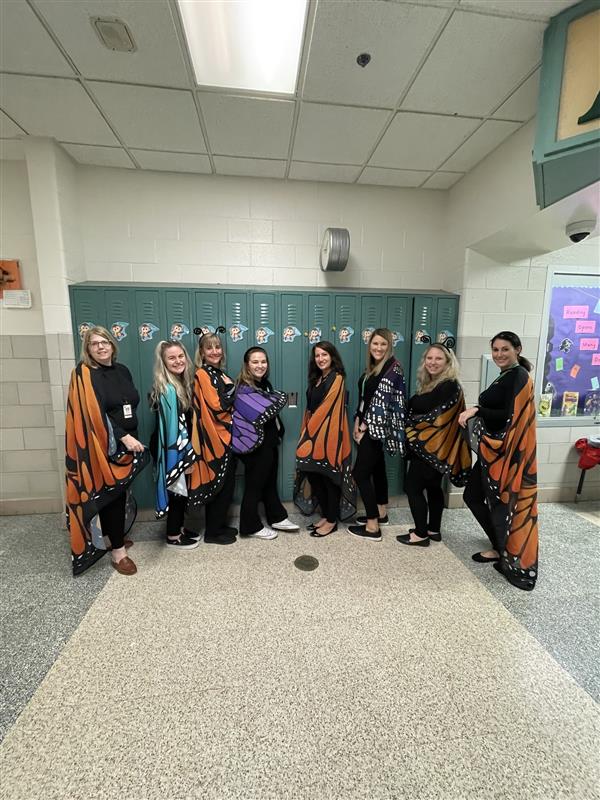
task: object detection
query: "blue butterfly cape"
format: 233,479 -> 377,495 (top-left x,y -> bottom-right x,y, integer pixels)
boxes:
231,383 -> 287,454
154,384 -> 199,519
363,359 -> 406,456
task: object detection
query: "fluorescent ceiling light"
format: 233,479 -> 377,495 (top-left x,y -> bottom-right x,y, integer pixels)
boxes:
178,0 -> 307,94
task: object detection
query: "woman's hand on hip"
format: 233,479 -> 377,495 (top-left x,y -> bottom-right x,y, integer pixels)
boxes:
121,434 -> 145,453
458,407 -> 478,428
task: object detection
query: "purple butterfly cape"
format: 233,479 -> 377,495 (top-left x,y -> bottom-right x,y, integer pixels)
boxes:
231,383 -> 287,454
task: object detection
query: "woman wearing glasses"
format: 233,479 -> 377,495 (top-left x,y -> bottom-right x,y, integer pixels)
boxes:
65,326 -> 149,576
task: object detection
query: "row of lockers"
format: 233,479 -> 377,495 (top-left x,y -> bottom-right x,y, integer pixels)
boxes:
70,284 -> 459,506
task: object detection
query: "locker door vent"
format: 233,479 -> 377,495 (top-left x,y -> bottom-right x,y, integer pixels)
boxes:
259,302 -> 270,324
312,303 -> 328,325
230,302 -> 242,323
285,303 -> 300,324
337,302 -> 353,325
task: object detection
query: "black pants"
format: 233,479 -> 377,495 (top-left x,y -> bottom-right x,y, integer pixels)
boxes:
463,460 -> 499,551
352,434 -> 389,520
309,473 -> 341,524
404,457 -> 445,536
239,444 -> 287,535
205,456 -> 236,535
98,492 -> 127,550
166,492 -> 187,538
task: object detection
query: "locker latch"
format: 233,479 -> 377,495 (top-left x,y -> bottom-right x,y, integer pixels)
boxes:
287,392 -> 298,408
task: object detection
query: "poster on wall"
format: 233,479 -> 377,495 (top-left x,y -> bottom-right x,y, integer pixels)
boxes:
542,281 -> 600,416
0,259 -> 22,298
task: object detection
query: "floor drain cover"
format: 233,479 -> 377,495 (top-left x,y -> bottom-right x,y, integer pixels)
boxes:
294,555 -> 319,571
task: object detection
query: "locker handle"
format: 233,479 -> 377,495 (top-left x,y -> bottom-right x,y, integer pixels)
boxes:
287,392 -> 298,408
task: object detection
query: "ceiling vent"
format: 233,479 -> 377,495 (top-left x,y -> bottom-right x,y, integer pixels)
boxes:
91,17 -> 137,52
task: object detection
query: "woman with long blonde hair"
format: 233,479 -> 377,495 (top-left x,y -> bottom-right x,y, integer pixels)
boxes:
399,343 -> 471,547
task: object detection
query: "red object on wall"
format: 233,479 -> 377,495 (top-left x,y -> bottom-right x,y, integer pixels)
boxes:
0,259 -> 22,298
575,438 -> 600,470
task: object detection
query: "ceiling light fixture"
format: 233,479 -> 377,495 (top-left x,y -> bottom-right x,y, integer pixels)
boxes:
177,0 -> 307,94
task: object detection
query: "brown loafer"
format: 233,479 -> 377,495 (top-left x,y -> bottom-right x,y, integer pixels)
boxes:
111,556 -> 137,576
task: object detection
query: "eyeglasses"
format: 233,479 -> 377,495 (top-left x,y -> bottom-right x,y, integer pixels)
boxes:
89,340 -> 111,348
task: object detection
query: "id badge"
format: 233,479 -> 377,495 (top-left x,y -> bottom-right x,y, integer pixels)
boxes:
123,403 -> 133,419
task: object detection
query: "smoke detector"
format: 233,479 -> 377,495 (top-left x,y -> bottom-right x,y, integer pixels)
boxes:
91,17 -> 137,52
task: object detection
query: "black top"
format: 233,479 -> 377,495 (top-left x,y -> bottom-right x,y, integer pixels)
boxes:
90,362 -> 139,440
204,365 -> 235,409
408,379 -> 458,415
477,364 -> 525,432
256,377 -> 284,444
307,371 -> 336,413
356,357 -> 394,423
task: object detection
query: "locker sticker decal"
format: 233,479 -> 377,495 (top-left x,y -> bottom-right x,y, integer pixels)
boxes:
111,321 -> 128,341
139,322 -> 159,341
197,325 -> 216,336
414,329 -> 431,344
392,331 -> 405,346
255,326 -> 274,344
437,330 -> 456,348
283,326 -> 301,342
338,326 -> 354,343
78,322 -> 93,339
361,327 -> 374,343
170,322 -> 189,341
229,323 -> 248,343
308,327 -> 322,345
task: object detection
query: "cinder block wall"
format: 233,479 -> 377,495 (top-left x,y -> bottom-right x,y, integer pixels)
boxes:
0,334 -> 62,511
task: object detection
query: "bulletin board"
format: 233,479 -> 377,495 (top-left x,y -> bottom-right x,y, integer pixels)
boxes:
542,279 -> 600,416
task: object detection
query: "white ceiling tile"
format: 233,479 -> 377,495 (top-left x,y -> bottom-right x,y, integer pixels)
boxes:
0,75 -> 118,145
493,70 -> 540,121
459,0 -> 578,21
0,139 -> 25,160
303,1 -> 448,107
214,156 -> 286,179
199,95 -> 294,159
442,119 -> 521,171
131,150 -> 211,174
61,143 -> 135,169
37,0 -> 190,87
293,103 -> 389,165
421,171 -> 464,189
358,167 -> 430,187
402,11 -> 545,116
89,83 -> 205,152
0,110 -> 25,138
289,162 -> 362,183
0,0 -> 74,76
370,112 -> 478,170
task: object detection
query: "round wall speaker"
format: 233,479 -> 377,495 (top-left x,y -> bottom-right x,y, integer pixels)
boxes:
320,228 -> 350,272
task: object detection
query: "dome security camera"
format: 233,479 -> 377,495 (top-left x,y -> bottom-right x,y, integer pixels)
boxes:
566,220 -> 596,243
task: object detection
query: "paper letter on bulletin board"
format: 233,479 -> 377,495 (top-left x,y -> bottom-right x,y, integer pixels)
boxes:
0,260 -> 22,298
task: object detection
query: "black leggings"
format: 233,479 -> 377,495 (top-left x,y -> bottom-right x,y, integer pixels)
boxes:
205,456 -> 237,535
352,434 -> 389,520
98,492 -> 127,550
404,458 -> 444,536
309,473 -> 341,524
166,493 -> 187,538
239,443 -> 287,535
463,460 -> 500,551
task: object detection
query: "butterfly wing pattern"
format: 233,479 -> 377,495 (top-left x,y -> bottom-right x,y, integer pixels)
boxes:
231,384 -> 287,454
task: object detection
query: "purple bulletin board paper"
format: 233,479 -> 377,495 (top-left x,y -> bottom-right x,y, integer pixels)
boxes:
543,284 -> 600,415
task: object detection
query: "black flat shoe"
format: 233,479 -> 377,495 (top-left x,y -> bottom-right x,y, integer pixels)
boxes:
408,527 -> 442,542
493,561 -> 535,591
310,523 -> 337,537
397,534 -> 429,547
471,552 -> 499,563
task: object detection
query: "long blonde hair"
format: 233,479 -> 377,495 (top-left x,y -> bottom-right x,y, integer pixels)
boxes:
365,328 -> 394,377
150,340 -> 194,410
80,325 -> 117,368
195,333 -> 225,369
416,344 -> 460,394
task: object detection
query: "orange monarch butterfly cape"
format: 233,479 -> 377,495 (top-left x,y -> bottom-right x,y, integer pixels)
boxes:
405,384 -> 472,487
471,367 -> 539,591
65,363 -> 150,576
294,372 -> 356,520
187,365 -> 233,507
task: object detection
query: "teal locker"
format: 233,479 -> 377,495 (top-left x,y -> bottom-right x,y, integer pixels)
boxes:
223,290 -> 250,375
106,288 -> 140,384
306,293 -> 332,348
409,295 -> 435,394
252,292 -> 277,365
193,290 -> 222,362
165,289 -> 195,359
386,295 -> 411,374
359,294 -> 384,351
278,292 -> 305,501
71,288 -> 105,341
434,296 -> 459,350
334,293 -> 360,420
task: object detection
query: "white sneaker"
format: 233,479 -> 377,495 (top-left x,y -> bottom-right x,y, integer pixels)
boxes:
245,526 -> 278,540
270,518 -> 300,532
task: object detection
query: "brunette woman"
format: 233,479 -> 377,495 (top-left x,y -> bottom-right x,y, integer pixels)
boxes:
188,329 -> 237,545
234,347 -> 298,539
458,331 -> 538,591
150,340 -> 201,550
294,341 -> 355,536
65,326 -> 150,576
348,328 -> 406,542
398,344 -> 471,547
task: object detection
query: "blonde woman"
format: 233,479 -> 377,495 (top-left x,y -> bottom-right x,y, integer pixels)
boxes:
149,340 -> 200,550
398,344 -> 471,547
348,328 -> 406,542
65,326 -> 149,576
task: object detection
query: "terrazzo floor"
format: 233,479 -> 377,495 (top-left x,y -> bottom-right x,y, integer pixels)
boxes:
0,501 -> 598,800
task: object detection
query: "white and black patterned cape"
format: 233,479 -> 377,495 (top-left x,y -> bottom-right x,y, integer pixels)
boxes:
363,359 -> 406,456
